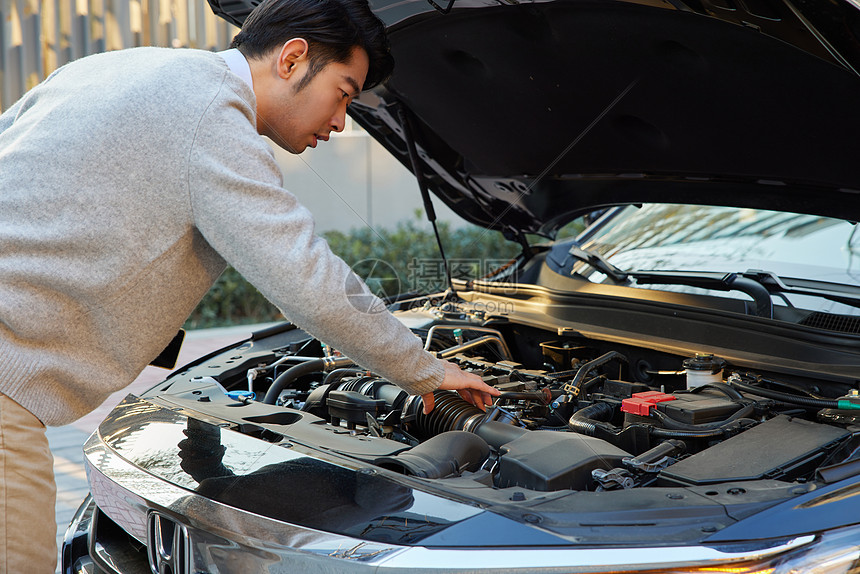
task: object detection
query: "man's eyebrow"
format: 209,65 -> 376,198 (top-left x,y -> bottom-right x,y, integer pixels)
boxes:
343,75 -> 362,96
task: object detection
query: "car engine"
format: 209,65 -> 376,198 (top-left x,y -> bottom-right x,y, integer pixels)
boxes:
213,319 -> 860,495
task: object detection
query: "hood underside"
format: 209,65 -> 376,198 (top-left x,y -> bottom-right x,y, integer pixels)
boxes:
209,0 -> 860,234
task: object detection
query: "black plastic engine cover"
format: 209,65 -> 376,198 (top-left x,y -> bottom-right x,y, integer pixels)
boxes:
659,415 -> 851,486
497,431 -> 629,491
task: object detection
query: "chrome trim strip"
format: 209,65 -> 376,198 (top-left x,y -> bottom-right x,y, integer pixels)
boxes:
83,429 -> 816,573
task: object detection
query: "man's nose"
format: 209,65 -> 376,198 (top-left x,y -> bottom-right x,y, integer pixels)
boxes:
330,103 -> 348,132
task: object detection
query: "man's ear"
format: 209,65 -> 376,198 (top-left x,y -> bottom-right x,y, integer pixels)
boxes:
277,38 -> 309,80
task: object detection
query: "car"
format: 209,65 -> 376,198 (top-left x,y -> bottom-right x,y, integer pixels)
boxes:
63,0 -> 860,572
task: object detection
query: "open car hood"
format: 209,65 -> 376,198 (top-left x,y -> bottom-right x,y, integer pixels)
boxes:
209,0 -> 860,235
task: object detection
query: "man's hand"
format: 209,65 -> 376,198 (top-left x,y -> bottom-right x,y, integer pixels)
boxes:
422,361 -> 501,414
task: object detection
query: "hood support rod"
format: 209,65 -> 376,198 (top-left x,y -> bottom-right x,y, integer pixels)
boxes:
398,106 -> 457,298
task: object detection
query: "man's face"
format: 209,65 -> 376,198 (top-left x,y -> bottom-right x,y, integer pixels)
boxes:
258,44 -> 369,154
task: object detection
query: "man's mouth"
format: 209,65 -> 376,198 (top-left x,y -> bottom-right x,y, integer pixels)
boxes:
309,133 -> 330,149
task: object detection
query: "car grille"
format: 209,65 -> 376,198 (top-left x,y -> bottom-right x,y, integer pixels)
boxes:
90,507 -> 150,574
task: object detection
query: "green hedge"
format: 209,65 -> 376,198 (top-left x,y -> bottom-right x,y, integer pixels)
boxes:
183,219 -> 522,329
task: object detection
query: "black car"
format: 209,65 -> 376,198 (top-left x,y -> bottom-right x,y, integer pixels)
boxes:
63,0 -> 860,572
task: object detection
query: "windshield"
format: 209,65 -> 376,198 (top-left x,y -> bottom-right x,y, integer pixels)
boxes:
576,204 -> 860,315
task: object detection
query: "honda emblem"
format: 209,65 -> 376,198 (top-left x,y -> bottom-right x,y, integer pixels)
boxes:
147,511 -> 191,574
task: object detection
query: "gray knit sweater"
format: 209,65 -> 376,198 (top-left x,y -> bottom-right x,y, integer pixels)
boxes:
0,47 -> 443,426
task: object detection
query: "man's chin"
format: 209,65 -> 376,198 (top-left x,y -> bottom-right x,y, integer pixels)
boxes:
263,133 -> 305,154
280,141 -> 306,155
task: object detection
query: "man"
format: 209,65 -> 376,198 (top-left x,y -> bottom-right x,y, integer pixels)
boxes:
0,0 -> 498,570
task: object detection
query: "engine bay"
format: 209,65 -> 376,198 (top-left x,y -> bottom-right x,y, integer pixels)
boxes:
172,311 -> 860,498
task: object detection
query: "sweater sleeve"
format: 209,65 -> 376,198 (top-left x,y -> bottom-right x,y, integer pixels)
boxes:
186,78 -> 444,396
0,66 -> 64,137
0,99 -> 21,136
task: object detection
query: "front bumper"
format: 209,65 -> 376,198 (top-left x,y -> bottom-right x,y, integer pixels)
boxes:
62,395 -> 824,574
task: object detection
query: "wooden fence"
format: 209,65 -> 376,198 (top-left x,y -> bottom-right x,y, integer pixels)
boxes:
1,0 -> 238,110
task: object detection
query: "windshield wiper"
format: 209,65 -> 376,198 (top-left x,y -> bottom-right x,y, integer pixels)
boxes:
632,269 -> 860,316
744,269 -> 860,310
567,245 -> 629,283
632,270 -> 774,318
567,245 -> 860,316
566,247 -> 770,315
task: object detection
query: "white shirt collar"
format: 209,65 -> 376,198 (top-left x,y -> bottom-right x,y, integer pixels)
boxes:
217,48 -> 254,91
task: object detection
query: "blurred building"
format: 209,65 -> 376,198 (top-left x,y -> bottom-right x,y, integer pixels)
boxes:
0,0 -> 237,109
0,0 -> 462,232
270,127 -> 463,233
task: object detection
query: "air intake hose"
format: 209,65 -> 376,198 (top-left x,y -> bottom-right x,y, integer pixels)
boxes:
376,431 -> 490,478
408,391 -> 488,439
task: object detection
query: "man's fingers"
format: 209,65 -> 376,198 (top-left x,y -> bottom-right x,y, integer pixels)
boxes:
471,388 -> 489,410
422,391 -> 436,415
423,360 -> 502,414
479,390 -> 494,408
457,388 -> 488,411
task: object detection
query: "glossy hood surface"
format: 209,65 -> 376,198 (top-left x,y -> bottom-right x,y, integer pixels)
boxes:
209,0 -> 860,234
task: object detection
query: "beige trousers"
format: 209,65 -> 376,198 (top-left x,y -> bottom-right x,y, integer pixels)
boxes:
0,393 -> 57,574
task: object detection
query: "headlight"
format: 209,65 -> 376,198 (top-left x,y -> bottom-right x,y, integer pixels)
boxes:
631,525 -> 860,574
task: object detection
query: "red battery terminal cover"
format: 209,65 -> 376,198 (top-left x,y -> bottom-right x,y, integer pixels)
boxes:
621,391 -> 677,416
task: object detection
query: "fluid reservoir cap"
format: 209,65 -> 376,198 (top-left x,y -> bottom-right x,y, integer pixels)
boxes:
683,353 -> 726,374
683,353 -> 727,389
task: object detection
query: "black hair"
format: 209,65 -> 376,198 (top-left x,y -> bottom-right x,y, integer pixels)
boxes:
230,0 -> 394,90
